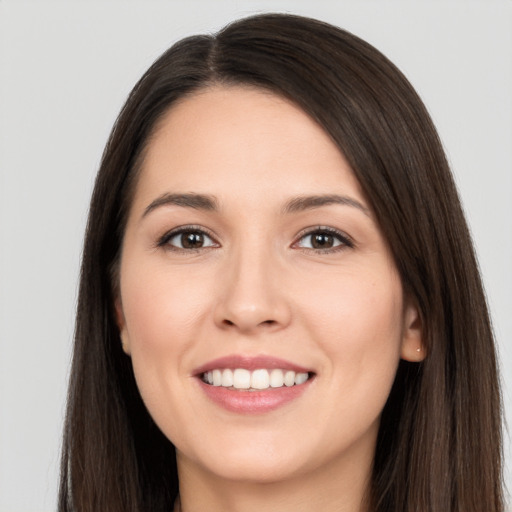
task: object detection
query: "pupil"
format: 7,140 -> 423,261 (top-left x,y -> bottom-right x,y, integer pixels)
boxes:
182,232 -> 204,248
312,233 -> 333,249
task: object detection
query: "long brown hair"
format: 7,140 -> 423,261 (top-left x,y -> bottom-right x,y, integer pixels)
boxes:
59,13 -> 503,512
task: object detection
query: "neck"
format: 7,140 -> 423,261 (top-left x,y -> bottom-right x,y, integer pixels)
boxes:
175,447 -> 373,512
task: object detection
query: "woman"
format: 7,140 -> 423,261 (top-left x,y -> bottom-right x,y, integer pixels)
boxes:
59,13 -> 503,512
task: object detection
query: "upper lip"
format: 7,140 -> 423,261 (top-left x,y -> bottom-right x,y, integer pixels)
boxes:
193,355 -> 313,376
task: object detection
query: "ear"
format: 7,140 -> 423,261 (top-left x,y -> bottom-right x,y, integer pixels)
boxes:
400,299 -> 425,362
114,297 -> 131,356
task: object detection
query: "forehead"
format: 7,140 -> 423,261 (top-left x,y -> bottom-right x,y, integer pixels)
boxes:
132,85 -> 366,213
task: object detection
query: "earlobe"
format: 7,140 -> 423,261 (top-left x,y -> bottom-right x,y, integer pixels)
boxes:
400,301 -> 425,362
115,298 -> 131,356
119,330 -> 131,356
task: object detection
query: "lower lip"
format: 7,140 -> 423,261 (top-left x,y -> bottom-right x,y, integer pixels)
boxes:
197,378 -> 312,414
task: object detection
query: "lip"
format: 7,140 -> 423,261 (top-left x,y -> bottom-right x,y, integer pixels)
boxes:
193,355 -> 315,414
197,380 -> 312,414
193,354 -> 312,375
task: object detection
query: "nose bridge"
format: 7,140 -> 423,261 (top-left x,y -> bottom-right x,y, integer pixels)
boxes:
215,235 -> 289,332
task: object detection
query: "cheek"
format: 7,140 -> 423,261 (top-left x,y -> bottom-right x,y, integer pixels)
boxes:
118,261 -> 217,442
121,263 -> 207,352
119,261 -> 212,406
300,266 -> 404,405
294,270 -> 404,460
306,265 -> 403,348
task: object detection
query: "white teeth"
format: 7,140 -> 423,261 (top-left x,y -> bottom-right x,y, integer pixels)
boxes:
233,368 -> 251,389
269,369 -> 284,388
284,370 -> 295,387
212,369 -> 222,386
203,368 -> 310,390
251,369 -> 270,390
221,368 -> 233,387
295,372 -> 308,385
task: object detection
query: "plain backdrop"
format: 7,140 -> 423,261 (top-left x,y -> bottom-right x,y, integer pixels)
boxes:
0,1 -> 511,510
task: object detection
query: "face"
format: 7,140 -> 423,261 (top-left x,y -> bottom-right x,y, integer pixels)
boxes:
116,86 -> 423,486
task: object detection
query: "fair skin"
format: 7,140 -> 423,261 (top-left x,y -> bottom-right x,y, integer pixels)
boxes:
116,85 -> 424,512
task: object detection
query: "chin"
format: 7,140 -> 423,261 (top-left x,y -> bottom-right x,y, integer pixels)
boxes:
178,428 -> 335,486
198,452 -> 309,484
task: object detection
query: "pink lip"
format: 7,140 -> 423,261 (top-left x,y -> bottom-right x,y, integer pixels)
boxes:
193,355 -> 315,414
193,354 -> 312,375
197,380 -> 312,414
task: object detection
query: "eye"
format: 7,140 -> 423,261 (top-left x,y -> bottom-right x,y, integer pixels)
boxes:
294,228 -> 353,251
158,227 -> 218,251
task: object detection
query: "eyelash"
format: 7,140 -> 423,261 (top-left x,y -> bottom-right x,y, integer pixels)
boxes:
292,226 -> 354,253
156,225 -> 354,253
156,225 -> 219,253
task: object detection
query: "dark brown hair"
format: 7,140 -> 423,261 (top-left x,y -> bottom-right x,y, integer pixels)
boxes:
59,13 -> 503,512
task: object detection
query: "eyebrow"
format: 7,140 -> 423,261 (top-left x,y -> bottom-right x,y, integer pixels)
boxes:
283,194 -> 370,216
142,192 -> 219,218
142,192 -> 369,219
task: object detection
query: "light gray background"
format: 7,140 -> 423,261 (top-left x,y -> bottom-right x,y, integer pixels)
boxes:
0,1 -> 511,510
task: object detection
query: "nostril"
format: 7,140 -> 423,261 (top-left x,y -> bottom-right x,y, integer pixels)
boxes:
220,318 -> 276,329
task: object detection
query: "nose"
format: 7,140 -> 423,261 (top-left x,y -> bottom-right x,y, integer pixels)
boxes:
213,245 -> 291,335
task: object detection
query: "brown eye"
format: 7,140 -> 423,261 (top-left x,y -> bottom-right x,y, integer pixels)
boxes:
295,229 -> 352,251
181,232 -> 205,249
162,228 -> 217,250
310,233 -> 334,249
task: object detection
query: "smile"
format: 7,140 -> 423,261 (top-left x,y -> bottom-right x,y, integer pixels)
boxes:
195,355 -> 315,413
202,368 -> 311,390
